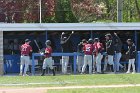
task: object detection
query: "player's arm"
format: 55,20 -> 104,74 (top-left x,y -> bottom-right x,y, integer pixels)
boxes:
114,32 -> 122,45
106,40 -> 112,49
62,31 -> 74,44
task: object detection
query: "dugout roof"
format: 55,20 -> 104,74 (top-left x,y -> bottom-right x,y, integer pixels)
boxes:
0,23 -> 140,31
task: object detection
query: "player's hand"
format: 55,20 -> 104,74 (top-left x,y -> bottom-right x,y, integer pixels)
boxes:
72,31 -> 74,34
114,32 -> 117,36
62,32 -> 65,35
40,52 -> 44,55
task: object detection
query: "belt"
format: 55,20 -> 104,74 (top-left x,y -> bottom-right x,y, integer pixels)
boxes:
22,55 -> 29,56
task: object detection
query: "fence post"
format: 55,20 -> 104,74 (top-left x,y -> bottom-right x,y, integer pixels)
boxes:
32,53 -> 35,75
73,52 -> 77,74
137,51 -> 140,72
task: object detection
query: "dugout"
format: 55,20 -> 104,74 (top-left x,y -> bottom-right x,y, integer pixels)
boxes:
1,23 -> 140,75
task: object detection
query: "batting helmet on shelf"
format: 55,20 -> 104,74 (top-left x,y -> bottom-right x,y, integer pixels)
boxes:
88,38 -> 93,44
45,40 -> 51,46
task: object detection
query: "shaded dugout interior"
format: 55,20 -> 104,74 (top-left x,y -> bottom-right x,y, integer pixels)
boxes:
3,30 -> 139,74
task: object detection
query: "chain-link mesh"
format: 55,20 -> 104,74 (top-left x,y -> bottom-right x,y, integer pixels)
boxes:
0,0 -> 140,23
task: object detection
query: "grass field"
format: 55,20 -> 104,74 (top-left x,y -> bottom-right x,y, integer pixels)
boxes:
0,74 -> 140,88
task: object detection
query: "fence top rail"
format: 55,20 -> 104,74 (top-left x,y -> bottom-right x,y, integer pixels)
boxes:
32,52 -> 82,57
1,23 -> 140,31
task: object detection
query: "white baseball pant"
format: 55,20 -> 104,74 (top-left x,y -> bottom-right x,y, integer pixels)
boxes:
96,53 -> 103,73
62,56 -> 69,74
20,55 -> 30,75
127,59 -> 136,73
42,57 -> 53,70
82,55 -> 92,74
108,55 -> 114,65
77,55 -> 84,72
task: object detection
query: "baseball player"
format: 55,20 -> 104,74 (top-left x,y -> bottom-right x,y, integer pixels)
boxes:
126,39 -> 136,74
20,39 -> 32,76
93,38 -> 104,74
60,31 -> 74,74
81,38 -> 94,74
41,40 -> 55,76
105,33 -> 115,72
77,39 -> 87,73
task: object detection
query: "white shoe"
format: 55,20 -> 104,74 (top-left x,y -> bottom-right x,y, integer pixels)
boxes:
19,73 -> 22,76
126,71 -> 130,74
132,71 -> 136,74
23,74 -> 29,76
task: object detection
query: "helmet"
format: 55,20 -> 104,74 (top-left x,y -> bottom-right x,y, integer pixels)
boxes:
88,38 -> 93,44
25,39 -> 31,43
94,38 -> 99,42
45,40 -> 51,46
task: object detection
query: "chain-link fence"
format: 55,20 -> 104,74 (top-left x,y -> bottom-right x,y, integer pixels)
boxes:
0,0 -> 140,23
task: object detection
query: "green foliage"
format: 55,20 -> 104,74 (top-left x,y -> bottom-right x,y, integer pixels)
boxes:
1,0 -> 140,23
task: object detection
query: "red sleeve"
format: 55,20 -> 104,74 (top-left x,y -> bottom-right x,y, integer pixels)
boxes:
83,45 -> 86,52
29,46 -> 33,52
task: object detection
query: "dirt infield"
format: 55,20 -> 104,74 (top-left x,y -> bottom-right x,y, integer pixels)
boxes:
0,84 -> 140,93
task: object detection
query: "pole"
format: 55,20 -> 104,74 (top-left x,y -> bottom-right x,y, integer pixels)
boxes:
39,0 -> 42,23
90,31 -> 93,39
117,0 -> 123,22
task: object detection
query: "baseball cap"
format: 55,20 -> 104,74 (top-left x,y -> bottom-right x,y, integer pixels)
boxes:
105,33 -> 111,37
25,39 -> 31,42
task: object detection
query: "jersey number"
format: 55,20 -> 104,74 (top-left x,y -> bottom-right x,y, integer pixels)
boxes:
86,47 -> 91,52
21,46 -> 27,51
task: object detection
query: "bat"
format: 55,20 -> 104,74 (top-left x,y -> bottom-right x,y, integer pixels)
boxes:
34,40 -> 41,52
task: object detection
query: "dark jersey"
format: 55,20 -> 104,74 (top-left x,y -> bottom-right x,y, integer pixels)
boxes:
106,39 -> 115,55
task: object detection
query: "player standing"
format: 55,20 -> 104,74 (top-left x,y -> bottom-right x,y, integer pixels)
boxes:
81,39 -> 94,74
77,39 -> 87,73
41,40 -> 55,76
20,39 -> 32,76
126,39 -> 136,74
105,34 -> 115,72
60,31 -> 74,74
93,38 -> 104,74
112,32 -> 123,72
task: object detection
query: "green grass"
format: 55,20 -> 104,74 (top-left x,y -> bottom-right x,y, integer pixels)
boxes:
47,87 -> 140,93
0,74 -> 140,88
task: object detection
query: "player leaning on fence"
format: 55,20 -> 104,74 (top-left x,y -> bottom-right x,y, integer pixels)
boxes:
126,39 -> 136,74
41,40 -> 55,76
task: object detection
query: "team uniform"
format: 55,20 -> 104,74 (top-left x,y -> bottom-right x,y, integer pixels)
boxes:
126,42 -> 136,74
20,39 -> 32,76
77,42 -> 84,72
93,41 -> 104,73
77,41 -> 87,73
41,40 -> 55,76
82,43 -> 94,74
105,34 -> 115,72
61,32 -> 73,74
